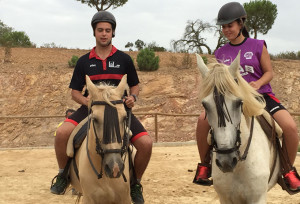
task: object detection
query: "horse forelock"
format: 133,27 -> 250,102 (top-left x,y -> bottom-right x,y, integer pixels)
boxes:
200,63 -> 265,117
91,83 -> 117,107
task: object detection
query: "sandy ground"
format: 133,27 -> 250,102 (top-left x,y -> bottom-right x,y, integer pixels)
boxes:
0,144 -> 299,204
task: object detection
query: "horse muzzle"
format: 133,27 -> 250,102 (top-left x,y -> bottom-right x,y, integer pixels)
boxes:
104,155 -> 125,178
215,152 -> 238,173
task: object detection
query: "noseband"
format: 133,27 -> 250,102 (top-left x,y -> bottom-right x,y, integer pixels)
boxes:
86,99 -> 131,179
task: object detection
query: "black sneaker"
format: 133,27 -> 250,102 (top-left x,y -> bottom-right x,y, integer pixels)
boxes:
50,173 -> 69,195
131,183 -> 144,204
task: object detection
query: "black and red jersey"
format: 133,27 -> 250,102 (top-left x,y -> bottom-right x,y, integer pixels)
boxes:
69,46 -> 139,92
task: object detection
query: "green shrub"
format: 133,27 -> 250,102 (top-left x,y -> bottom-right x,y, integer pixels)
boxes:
68,55 -> 79,68
136,48 -> 159,71
201,56 -> 208,65
272,51 -> 300,60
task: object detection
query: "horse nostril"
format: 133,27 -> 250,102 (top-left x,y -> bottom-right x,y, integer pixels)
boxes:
232,157 -> 238,167
216,159 -> 222,168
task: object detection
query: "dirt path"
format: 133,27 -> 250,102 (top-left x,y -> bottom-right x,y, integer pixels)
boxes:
0,144 -> 299,204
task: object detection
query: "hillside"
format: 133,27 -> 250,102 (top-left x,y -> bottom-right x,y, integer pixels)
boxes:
0,47 -> 299,148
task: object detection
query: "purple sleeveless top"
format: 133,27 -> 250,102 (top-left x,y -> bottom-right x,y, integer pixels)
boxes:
214,38 -> 274,95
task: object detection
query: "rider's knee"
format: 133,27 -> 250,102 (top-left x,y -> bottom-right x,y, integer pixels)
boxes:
55,126 -> 72,141
133,135 -> 152,153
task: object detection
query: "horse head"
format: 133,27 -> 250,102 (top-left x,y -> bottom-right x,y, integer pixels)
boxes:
196,52 -> 246,173
86,74 -> 129,178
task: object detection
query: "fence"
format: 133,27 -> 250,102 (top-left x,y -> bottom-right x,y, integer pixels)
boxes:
0,112 -> 299,142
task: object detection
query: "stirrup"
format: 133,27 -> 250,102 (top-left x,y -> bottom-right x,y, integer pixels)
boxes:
193,163 -> 213,186
278,167 -> 300,195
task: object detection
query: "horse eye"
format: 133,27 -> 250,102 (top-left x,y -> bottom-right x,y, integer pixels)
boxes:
92,117 -> 99,123
202,101 -> 208,110
236,100 -> 243,108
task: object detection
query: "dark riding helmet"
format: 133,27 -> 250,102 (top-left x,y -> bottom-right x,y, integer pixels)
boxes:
216,2 -> 247,25
91,11 -> 116,37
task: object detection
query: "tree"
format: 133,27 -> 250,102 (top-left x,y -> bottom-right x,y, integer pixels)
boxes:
1,31 -> 33,47
125,42 -> 133,51
134,39 -> 145,51
171,19 -> 214,54
147,41 -> 166,52
244,0 -> 277,39
0,20 -> 34,62
213,26 -> 228,54
76,0 -> 128,11
0,20 -> 13,38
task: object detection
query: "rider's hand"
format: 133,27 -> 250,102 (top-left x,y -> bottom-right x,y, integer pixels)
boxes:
249,81 -> 262,91
124,95 -> 135,109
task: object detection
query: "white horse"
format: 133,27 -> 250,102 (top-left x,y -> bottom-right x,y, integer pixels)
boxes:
196,52 -> 281,204
66,75 -> 132,204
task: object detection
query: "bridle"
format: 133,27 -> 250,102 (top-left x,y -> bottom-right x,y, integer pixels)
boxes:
210,116 -> 254,161
209,87 -> 254,161
86,99 -> 131,180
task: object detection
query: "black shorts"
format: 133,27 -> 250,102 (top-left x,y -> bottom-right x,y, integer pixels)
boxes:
66,105 -> 147,142
263,93 -> 286,115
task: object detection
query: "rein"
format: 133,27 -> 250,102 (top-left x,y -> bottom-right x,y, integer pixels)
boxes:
86,99 -> 131,180
210,116 -> 254,161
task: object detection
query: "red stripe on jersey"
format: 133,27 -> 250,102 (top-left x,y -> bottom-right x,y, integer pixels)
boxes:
89,74 -> 124,81
267,93 -> 280,103
89,46 -> 118,70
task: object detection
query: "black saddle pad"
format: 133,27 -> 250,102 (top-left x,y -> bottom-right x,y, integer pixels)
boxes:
73,121 -> 88,149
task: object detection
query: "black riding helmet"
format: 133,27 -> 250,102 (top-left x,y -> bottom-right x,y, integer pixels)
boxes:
216,2 -> 247,25
91,11 -> 116,37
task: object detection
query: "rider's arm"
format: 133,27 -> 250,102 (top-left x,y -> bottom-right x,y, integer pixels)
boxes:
249,45 -> 273,90
71,89 -> 89,106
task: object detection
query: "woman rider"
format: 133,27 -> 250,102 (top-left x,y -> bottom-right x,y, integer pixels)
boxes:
193,2 -> 300,192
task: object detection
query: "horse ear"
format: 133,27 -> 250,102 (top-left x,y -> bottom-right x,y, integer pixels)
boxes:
195,53 -> 208,77
228,50 -> 241,78
115,74 -> 128,97
86,75 -> 98,97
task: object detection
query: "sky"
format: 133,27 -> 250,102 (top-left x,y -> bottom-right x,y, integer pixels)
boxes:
0,0 -> 298,54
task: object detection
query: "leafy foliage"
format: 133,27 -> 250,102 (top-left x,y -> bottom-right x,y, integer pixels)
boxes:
135,39 -> 146,51
68,55 -> 79,68
125,42 -> 134,51
0,20 -> 34,47
270,51 -> 300,60
136,48 -> 159,71
40,42 -> 66,49
171,19 -> 214,54
76,0 -> 128,11
125,40 -> 166,52
244,0 -> 277,39
147,41 -> 167,52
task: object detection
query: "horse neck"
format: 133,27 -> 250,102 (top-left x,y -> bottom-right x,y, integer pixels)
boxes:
240,114 -> 253,146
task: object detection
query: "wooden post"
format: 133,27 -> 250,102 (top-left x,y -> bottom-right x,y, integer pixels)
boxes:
155,113 -> 158,142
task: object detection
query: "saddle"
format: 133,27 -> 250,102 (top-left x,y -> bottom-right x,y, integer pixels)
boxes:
65,116 -> 137,184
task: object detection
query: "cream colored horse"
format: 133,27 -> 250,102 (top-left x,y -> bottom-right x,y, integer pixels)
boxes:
67,75 -> 131,204
196,52 -> 280,204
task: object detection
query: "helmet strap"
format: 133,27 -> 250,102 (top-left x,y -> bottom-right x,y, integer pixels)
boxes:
235,29 -> 242,39
235,18 -> 244,39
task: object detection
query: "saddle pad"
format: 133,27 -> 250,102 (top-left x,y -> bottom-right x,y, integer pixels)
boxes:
67,117 -> 88,157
